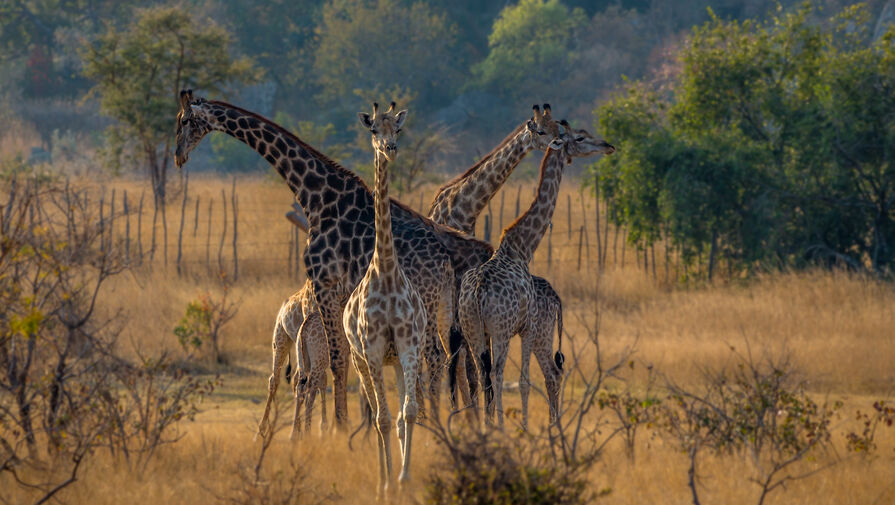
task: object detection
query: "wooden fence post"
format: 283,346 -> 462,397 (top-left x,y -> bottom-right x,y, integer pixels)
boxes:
136,192 -> 144,262
124,190 -> 130,259
99,189 -> 106,253
193,195 -> 200,237
483,214 -> 491,244
579,197 -> 589,267
206,198 -> 213,269
109,189 -> 116,253
218,189 -> 228,276
594,175 -> 602,269
231,178 -> 239,282
577,226 -> 584,271
176,173 -> 189,276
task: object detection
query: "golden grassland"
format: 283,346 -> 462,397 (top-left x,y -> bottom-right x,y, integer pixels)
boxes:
5,173 -> 895,504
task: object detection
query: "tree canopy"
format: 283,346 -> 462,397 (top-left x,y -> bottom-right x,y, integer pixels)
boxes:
596,2 -> 895,276
81,6 -> 256,202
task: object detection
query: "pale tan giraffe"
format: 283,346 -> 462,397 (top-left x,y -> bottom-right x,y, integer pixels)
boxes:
175,91 -> 490,431
343,102 -> 427,494
458,123 -> 615,427
256,280 -> 328,439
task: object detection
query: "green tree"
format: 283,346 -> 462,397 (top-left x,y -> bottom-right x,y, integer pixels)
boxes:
81,6 -> 256,204
313,0 -> 462,120
473,0 -> 586,102
595,2 -> 895,276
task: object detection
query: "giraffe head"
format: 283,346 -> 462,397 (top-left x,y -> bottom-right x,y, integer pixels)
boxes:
175,89 -> 216,167
358,101 -> 407,162
557,119 -> 616,164
522,104 -> 562,150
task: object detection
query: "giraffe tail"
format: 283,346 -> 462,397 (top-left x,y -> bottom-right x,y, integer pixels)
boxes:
474,277 -> 493,408
553,296 -> 564,372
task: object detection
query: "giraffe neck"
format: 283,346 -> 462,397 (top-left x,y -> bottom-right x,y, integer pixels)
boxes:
371,152 -> 397,275
204,101 -> 355,227
498,147 -> 565,264
429,124 -> 531,233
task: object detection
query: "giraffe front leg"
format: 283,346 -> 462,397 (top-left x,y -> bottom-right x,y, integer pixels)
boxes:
290,370 -> 306,440
367,360 -> 393,497
397,351 -> 420,486
424,328 -> 444,424
258,324 -> 289,440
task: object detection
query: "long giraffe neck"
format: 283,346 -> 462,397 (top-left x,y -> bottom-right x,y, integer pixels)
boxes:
204,101 -> 354,226
498,147 -> 565,264
429,124 -> 531,233
371,152 -> 397,274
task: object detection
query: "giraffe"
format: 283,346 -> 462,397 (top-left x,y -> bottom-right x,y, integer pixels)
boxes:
343,102 -> 426,494
427,104 -> 561,413
174,90 -> 488,429
519,276 -> 563,430
427,104 -> 570,426
458,122 -> 615,427
256,280 -> 329,440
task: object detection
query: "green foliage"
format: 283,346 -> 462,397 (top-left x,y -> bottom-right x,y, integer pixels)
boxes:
474,0 -> 586,101
313,0 -> 462,118
595,1 -> 895,276
81,6 -> 256,200
172,289 -> 238,363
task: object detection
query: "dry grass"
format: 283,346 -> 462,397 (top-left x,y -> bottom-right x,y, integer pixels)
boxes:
5,174 -> 895,504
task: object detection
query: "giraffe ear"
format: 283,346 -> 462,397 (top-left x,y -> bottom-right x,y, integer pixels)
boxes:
179,89 -> 193,110
394,110 -> 408,129
358,112 -> 373,129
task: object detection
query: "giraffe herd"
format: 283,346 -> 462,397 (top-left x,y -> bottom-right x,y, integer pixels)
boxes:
174,90 -> 615,494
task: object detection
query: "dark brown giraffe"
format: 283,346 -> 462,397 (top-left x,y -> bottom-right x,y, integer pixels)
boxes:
174,90 -> 491,428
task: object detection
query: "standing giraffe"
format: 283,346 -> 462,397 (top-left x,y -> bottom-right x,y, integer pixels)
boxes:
174,91 -> 487,429
343,102 -> 426,494
427,104 -> 560,411
256,280 -> 329,440
458,123 -> 615,427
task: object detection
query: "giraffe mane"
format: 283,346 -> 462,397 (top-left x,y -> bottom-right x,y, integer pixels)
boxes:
207,100 -> 372,193
434,123 -> 526,193
206,99 -> 491,252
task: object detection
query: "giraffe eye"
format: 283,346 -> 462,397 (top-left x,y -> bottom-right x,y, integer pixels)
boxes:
370,128 -> 378,135
396,128 -> 402,134
181,118 -> 189,125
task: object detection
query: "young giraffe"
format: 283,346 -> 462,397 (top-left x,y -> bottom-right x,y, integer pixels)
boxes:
519,276 -> 563,430
458,123 -> 615,427
256,280 -> 329,440
343,102 -> 426,494
429,103 -> 559,417
175,91 -> 490,430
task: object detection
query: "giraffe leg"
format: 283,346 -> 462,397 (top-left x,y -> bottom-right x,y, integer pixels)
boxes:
394,365 -> 406,456
519,331 -> 533,431
367,359 -> 392,496
317,298 -> 350,430
424,331 -> 443,423
290,369 -> 306,440
534,341 -> 562,425
396,336 -> 421,485
258,323 -> 289,439
491,336 -> 511,429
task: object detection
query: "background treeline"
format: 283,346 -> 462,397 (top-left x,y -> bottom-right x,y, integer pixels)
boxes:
1,0 -> 894,274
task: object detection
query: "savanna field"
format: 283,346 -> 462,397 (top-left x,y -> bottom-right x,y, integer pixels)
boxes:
4,1 -> 895,504
5,171 -> 894,504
